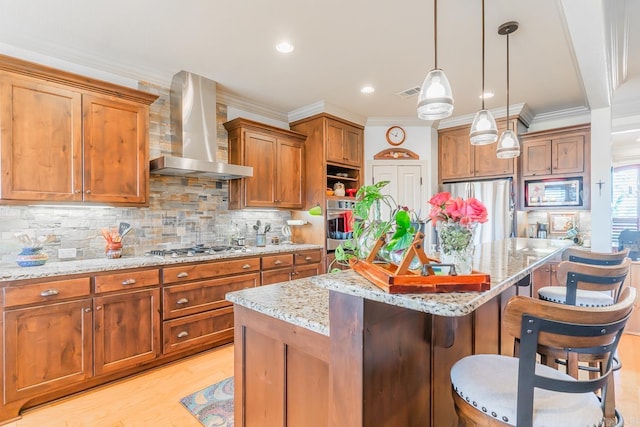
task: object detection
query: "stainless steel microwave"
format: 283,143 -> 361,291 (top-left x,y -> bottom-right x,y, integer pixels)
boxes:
525,177 -> 583,208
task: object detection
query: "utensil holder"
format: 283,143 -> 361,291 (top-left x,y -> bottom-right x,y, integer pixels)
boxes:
256,233 -> 266,247
106,242 -> 123,259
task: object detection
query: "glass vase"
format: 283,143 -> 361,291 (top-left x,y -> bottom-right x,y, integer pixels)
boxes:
436,221 -> 477,275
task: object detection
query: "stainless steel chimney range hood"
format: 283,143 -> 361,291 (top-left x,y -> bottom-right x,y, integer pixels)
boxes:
149,71 -> 253,180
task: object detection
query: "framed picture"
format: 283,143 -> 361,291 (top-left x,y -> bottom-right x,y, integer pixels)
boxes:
548,212 -> 577,235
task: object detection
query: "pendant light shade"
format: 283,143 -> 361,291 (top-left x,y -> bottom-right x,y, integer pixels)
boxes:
417,69 -> 454,120
417,0 -> 453,120
470,109 -> 498,145
470,0 -> 497,145
496,21 -> 520,159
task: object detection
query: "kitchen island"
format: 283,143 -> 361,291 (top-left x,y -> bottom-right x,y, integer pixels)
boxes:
226,238 -> 573,427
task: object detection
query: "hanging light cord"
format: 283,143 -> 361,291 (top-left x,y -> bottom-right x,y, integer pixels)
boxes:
505,29 -> 510,127
481,0 -> 486,110
433,0 -> 438,69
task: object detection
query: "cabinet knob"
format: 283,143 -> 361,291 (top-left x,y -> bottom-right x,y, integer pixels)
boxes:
177,272 -> 189,278
177,331 -> 189,338
40,289 -> 59,297
95,306 -> 102,311
84,307 -> 92,313
242,264 -> 251,269
85,189 -> 91,194
75,189 -> 82,194
176,298 -> 189,305
121,279 -> 136,285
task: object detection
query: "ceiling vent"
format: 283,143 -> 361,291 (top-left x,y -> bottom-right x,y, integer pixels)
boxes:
396,86 -> 422,98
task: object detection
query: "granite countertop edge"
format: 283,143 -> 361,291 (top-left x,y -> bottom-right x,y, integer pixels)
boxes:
0,244 -> 324,282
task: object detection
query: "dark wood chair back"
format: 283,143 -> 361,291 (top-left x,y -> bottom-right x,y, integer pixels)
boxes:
555,257 -> 631,305
502,287 -> 635,427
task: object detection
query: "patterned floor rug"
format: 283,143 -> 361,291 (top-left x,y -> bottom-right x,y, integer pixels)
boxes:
180,377 -> 234,427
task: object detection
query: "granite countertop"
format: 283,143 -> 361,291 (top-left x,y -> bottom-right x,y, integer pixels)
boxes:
0,243 -> 323,282
226,238 -> 573,332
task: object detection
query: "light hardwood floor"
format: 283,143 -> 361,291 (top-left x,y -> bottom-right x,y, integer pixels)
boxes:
6,335 -> 640,426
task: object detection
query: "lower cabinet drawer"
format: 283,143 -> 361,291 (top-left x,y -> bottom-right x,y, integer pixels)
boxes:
162,307 -> 234,355
163,272 -> 260,319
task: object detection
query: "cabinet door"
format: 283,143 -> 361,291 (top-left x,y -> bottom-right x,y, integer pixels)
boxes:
325,120 -> 345,164
83,94 -> 148,204
522,139 -> 552,177
292,263 -> 322,280
276,138 -> 304,209
243,131 -> 277,207
93,288 -> 160,375
439,128 -> 474,181
262,268 -> 293,285
474,143 -> 514,176
0,73 -> 83,202
532,262 -> 559,297
552,135 -> 584,174
343,125 -> 362,167
3,299 -> 92,402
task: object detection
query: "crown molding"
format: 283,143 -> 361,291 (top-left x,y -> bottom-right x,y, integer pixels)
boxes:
217,88 -> 288,123
365,117 -> 433,127
288,101 -> 367,126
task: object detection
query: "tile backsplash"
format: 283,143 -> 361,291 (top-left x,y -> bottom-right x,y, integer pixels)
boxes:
0,82 -> 291,265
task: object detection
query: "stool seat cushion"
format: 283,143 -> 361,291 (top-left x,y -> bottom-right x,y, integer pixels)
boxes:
538,286 -> 614,307
450,354 -> 603,427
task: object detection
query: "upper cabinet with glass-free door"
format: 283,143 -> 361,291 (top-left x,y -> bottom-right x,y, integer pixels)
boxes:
0,55 -> 158,206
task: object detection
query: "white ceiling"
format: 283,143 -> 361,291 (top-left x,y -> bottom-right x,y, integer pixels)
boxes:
0,0 -> 638,139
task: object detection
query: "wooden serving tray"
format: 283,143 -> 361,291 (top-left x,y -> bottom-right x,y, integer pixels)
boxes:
350,233 -> 491,294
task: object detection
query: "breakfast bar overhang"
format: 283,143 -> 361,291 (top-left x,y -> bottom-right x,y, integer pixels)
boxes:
227,238 -> 572,427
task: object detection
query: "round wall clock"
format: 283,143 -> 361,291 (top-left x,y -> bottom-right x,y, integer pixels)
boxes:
385,126 -> 406,146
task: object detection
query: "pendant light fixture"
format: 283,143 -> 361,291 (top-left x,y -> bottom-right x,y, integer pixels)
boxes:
469,0 -> 498,145
417,0 -> 454,120
496,21 -> 520,159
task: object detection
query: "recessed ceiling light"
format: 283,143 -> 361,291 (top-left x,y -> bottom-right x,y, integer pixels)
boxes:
479,91 -> 494,99
275,41 -> 294,53
361,86 -> 375,94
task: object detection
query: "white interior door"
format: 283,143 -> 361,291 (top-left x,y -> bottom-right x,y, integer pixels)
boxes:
371,164 -> 423,220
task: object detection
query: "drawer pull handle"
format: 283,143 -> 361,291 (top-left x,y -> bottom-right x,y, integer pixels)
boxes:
242,264 -> 251,269
177,331 -> 189,338
177,272 -> 189,278
176,298 -> 189,305
305,256 -> 313,261
121,279 -> 137,285
40,289 -> 59,297
274,260 -> 282,265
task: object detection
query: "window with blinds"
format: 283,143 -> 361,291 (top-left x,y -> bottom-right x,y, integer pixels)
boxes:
612,165 -> 639,246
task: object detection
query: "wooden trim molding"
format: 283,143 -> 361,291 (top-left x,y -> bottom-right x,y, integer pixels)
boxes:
373,148 -> 419,160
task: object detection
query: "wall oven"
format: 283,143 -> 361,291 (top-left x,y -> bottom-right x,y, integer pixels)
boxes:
524,177 -> 583,208
326,198 -> 354,251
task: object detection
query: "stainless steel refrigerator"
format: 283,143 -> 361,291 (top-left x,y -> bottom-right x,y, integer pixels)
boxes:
440,178 -> 514,245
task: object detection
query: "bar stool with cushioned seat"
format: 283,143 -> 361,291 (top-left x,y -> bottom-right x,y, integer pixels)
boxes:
537,258 -> 631,307
450,287 -> 635,427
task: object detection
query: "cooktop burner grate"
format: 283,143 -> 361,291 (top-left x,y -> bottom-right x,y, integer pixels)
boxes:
146,244 -> 247,258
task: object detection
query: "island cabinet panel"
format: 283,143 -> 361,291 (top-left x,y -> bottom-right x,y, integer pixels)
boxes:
234,306 -> 330,427
3,299 -> 93,403
93,288 -> 161,375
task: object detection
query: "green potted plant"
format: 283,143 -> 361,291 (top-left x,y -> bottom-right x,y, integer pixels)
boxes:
331,181 -> 419,270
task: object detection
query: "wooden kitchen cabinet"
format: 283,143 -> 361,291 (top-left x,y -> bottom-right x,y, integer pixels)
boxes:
521,124 -> 589,177
290,113 -> 364,211
0,55 -> 157,206
325,118 -> 362,167
225,117 -> 306,210
2,278 -> 93,403
438,118 -> 523,182
262,250 -> 323,285
93,288 -> 161,375
531,261 -> 560,297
